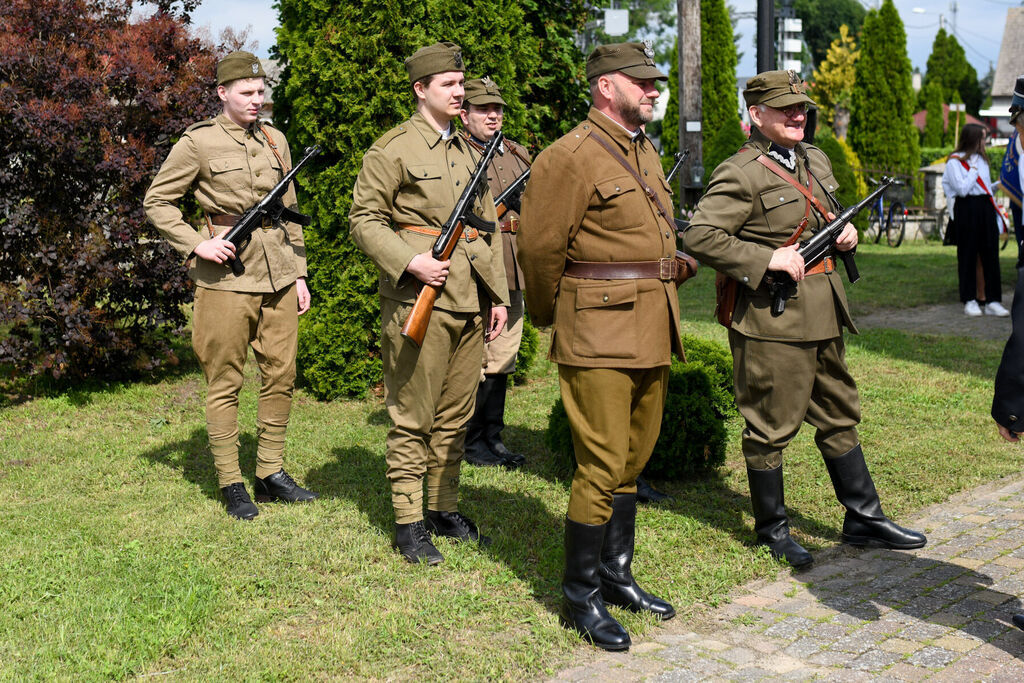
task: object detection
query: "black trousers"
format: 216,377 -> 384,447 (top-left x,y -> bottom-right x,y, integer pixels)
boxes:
954,195 -> 1002,304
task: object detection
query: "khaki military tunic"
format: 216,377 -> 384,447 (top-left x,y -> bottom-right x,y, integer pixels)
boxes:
684,126 -> 861,469
518,109 -> 682,524
470,134 -> 531,375
143,114 -> 307,487
350,111 -> 509,523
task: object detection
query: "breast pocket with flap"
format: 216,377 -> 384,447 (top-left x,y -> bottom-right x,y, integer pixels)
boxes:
595,176 -> 645,230
758,186 -> 805,234
405,163 -> 446,209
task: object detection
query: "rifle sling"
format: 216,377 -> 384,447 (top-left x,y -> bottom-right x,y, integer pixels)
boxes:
754,153 -> 832,246
588,132 -> 677,234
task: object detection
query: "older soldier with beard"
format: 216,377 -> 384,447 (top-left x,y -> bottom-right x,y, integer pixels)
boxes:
519,42 -> 683,651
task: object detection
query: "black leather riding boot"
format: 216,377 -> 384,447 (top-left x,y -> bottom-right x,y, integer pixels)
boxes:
824,445 -> 927,549
599,494 -> 675,619
464,378 -> 504,467
560,517 -> 631,651
482,374 -> 525,468
747,465 -> 813,568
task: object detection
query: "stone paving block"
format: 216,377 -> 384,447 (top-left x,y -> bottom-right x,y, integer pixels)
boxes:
932,633 -> 982,653
745,635 -> 791,654
832,631 -> 884,655
900,595 -> 947,619
986,663 -> 1024,682
772,598 -> 814,615
734,594 -> 777,608
924,653 -> 1001,680
962,547 -> 1004,561
763,616 -> 815,639
928,582 -> 976,601
650,668 -> 706,683
958,617 -> 1010,642
993,555 -> 1024,568
896,620 -> 951,641
950,556 -> 986,570
796,605 -> 838,620
906,645 -> 958,668
848,648 -> 902,672
860,618 -> 905,636
883,662 -> 935,681
927,609 -> 971,627
723,666 -> 776,681
806,649 -> 857,667
808,621 -> 847,639
717,646 -> 758,667
693,638 -> 730,652
964,514 -> 996,524
877,637 -> 923,655
971,587 -> 1015,604
782,636 -> 827,658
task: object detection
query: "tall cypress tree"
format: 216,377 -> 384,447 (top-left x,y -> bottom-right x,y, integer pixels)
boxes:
922,81 -> 945,147
921,28 -> 981,116
274,0 -> 588,398
849,0 -> 919,180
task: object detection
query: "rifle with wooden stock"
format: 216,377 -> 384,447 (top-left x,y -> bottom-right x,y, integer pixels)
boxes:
400,131 -> 503,346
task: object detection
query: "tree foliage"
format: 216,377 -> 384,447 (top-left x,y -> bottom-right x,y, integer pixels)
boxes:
809,24 -> 858,137
275,0 -> 590,398
921,28 -> 982,116
0,0 -> 220,384
793,0 -> 866,69
921,81 -> 945,147
848,0 -> 919,181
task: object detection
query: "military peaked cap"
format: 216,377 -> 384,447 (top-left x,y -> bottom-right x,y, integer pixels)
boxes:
743,70 -> 816,109
586,42 -> 667,81
1010,75 -> 1024,125
216,51 -> 266,86
405,42 -> 465,84
463,77 -> 506,107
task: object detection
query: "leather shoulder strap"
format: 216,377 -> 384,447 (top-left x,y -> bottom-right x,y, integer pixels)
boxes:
257,124 -> 290,175
755,154 -> 829,220
589,131 -> 676,233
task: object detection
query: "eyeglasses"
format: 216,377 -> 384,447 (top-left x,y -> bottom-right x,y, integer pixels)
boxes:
777,103 -> 808,118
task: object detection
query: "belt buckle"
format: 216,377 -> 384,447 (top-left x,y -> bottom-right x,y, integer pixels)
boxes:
824,256 -> 834,274
464,227 -> 478,242
508,217 -> 519,234
658,257 -> 675,281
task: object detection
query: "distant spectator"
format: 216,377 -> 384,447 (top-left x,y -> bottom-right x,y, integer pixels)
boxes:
941,123 -> 1009,318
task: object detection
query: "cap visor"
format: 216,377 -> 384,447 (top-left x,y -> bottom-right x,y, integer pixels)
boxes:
761,92 -> 816,109
465,95 -> 506,107
1011,109 -> 1022,125
619,64 -> 668,80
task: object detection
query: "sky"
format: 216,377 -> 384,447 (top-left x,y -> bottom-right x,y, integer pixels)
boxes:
186,0 -> 1011,79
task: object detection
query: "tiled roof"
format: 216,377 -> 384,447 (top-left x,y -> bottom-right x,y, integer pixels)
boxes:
993,7 -> 1024,97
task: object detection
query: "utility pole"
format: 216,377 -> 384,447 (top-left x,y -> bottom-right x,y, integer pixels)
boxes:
677,0 -> 703,208
757,0 -> 775,72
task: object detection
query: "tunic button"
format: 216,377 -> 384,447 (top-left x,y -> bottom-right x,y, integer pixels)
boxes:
451,161 -> 455,167
255,170 -> 261,177
602,294 -> 609,302
742,276 -> 749,283
1011,414 -> 1019,422
251,150 -> 257,157
456,180 -> 460,186
779,196 -> 785,202
644,169 -> 649,176
615,186 -> 620,192
470,254 -> 476,261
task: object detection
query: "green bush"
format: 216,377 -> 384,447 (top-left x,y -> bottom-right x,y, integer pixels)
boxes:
512,317 -> 539,385
545,335 -> 733,480
920,145 -> 953,168
815,132 -> 861,214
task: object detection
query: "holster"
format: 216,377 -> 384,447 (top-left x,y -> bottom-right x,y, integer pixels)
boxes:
714,272 -> 739,328
673,251 -> 699,287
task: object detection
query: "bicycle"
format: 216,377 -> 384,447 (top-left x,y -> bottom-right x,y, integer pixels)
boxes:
863,177 -> 906,247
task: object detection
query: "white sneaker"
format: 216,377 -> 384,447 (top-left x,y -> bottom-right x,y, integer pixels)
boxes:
985,301 -> 1010,317
964,300 -> 983,317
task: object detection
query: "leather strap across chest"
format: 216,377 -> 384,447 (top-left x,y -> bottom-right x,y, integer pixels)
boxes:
755,153 -> 831,246
589,131 -> 677,234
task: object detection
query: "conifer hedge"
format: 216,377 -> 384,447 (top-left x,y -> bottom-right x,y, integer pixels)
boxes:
274,0 -> 589,398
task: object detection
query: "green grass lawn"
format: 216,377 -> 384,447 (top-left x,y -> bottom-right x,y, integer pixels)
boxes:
1,241 -> 1022,680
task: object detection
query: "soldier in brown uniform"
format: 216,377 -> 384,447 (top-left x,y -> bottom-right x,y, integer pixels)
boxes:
349,44 -> 510,565
458,77 -> 530,470
143,51 -> 318,520
518,42 -> 682,651
683,70 -> 926,567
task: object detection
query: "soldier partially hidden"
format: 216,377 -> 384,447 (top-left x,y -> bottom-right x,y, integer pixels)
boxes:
684,70 -> 926,567
144,51 -> 318,520
458,77 -> 530,470
519,42 -> 682,651
349,43 -> 509,565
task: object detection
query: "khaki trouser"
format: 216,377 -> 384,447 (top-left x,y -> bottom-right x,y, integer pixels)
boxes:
481,289 -> 524,377
729,330 -> 861,471
381,297 -> 484,524
559,364 -> 669,525
192,284 -> 298,488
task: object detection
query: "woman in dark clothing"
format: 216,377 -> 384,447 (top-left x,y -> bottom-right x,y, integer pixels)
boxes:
942,123 -> 1009,317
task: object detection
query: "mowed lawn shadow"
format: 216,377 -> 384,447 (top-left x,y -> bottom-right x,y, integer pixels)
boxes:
135,426 -> 257,503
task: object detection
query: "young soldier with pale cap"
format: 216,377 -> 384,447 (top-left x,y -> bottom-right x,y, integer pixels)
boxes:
458,76 -> 531,470
518,42 -> 683,651
349,43 -> 509,565
144,50 -> 317,520
683,70 -> 926,567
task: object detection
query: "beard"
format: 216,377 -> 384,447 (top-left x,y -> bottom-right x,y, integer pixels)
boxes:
611,81 -> 654,128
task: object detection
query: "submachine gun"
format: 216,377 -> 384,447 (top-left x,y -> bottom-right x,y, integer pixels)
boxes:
767,176 -> 899,316
221,145 -> 321,276
400,131 -> 504,346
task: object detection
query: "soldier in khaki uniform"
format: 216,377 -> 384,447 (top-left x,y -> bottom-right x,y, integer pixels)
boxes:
519,43 -> 682,651
143,51 -> 318,520
349,43 -> 509,565
683,70 -> 925,567
458,77 -> 530,470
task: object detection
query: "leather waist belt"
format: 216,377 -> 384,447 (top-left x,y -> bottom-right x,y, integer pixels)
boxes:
805,256 -> 835,276
207,213 -> 275,228
564,258 -> 680,281
500,217 -> 519,234
398,223 -> 479,241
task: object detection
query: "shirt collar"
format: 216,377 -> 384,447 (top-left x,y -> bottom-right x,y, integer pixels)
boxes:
410,111 -> 458,149
587,108 -> 645,151
216,113 -> 258,144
